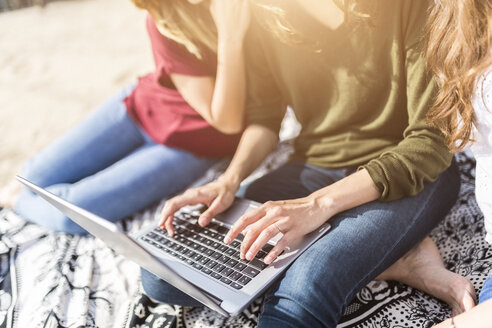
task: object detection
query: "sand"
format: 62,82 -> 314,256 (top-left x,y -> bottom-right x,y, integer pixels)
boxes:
0,0 -> 153,186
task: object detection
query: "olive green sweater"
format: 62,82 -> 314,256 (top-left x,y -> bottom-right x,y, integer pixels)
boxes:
245,0 -> 452,201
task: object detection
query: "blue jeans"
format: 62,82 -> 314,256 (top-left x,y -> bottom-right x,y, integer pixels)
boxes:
141,160 -> 460,327
480,275 -> 492,303
14,85 -> 218,234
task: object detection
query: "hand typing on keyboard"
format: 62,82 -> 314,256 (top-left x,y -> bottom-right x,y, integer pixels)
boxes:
224,197 -> 330,264
158,177 -> 239,237
143,210 -> 272,289
156,174 -> 328,267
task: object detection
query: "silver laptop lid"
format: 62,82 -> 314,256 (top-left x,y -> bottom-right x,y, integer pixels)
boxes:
16,176 -> 229,316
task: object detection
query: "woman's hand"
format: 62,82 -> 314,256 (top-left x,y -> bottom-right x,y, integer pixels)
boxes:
158,176 -> 240,236
209,0 -> 251,43
224,195 -> 331,265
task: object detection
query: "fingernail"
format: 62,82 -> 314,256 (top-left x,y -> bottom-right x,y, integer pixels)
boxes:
224,235 -> 231,244
264,255 -> 273,264
246,251 -> 253,261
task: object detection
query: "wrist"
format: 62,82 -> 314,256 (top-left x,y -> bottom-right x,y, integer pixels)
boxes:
217,34 -> 246,50
305,191 -> 338,220
309,169 -> 380,218
217,172 -> 241,191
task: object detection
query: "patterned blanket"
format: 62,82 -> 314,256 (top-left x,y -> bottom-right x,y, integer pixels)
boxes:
0,149 -> 488,328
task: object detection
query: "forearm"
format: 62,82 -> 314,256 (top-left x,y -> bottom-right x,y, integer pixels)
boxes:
225,162 -> 381,263
433,299 -> 492,328
167,38 -> 247,134
309,168 -> 381,219
205,0 -> 250,134
219,124 -> 278,189
210,40 -> 247,134
158,126 -> 277,231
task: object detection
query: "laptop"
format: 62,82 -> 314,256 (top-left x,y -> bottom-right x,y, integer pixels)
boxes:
16,175 -> 331,316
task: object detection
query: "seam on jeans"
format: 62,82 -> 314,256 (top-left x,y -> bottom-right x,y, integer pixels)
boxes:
341,177 -> 441,310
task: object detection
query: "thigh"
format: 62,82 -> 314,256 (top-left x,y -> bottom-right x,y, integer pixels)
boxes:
58,143 -> 218,222
15,143 -> 217,234
257,161 -> 461,327
20,85 -> 145,187
244,162 -> 351,202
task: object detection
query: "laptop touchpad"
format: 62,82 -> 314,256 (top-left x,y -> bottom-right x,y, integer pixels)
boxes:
214,198 -> 261,226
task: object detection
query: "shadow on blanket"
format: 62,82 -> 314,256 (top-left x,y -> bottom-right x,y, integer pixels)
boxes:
0,149 -> 489,328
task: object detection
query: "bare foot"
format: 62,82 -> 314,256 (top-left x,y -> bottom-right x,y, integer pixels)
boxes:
0,180 -> 22,209
376,237 -> 476,316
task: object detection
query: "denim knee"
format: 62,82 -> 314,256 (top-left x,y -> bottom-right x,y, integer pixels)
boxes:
258,246 -> 350,328
55,216 -> 87,235
15,196 -> 87,235
14,186 -> 88,235
259,296 -> 325,328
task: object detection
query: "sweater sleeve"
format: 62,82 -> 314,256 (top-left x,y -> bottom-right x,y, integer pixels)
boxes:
361,1 -> 453,201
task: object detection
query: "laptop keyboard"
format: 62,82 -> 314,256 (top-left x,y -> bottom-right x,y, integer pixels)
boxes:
140,210 -> 273,290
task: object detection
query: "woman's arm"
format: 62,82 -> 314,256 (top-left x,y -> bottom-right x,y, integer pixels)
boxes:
170,0 -> 250,134
224,167 -> 381,264
159,124 -> 279,236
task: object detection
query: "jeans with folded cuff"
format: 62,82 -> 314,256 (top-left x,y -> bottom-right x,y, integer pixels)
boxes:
140,160 -> 460,327
14,85 -> 218,234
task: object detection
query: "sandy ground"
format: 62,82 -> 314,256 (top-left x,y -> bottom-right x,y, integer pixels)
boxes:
0,0 -> 153,186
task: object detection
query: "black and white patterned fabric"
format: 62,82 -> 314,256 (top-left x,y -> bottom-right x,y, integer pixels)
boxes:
0,149 -> 488,328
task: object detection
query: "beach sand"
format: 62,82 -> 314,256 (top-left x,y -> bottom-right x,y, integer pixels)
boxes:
0,0 -> 153,186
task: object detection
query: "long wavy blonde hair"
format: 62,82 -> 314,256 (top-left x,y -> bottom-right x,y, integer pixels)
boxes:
131,0 -> 369,59
131,0 -> 216,59
426,0 -> 492,152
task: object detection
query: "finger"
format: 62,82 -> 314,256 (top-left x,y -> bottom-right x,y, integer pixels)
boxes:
159,199 -> 183,227
159,191 -> 210,225
164,216 -> 175,237
159,211 -> 176,238
159,201 -> 179,227
224,206 -> 265,244
239,212 -> 280,259
198,194 -> 231,227
264,234 -> 290,264
244,222 -> 284,261
159,195 -> 201,236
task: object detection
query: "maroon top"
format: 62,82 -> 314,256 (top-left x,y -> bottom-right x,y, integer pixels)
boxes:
124,15 -> 241,157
